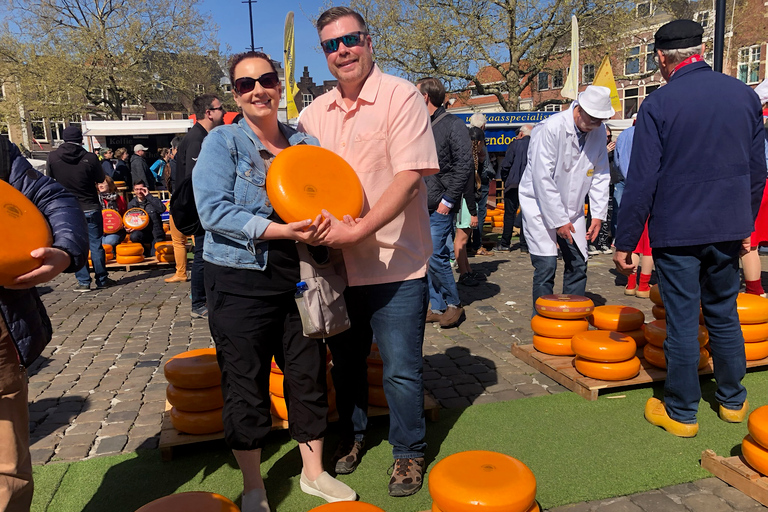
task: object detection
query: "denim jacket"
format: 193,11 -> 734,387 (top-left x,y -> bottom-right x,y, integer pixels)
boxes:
193,119 -> 318,270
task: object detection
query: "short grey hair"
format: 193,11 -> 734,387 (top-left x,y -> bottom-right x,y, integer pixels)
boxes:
518,124 -> 533,136
658,45 -> 701,67
469,113 -> 487,129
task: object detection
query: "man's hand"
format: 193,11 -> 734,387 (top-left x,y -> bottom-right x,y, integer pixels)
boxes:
7,247 -> 71,289
470,215 -> 478,229
607,141 -> 616,152
586,218 -> 602,243
436,203 -> 451,215
556,223 -> 575,244
320,209 -> 368,249
612,249 -> 636,276
741,237 -> 752,257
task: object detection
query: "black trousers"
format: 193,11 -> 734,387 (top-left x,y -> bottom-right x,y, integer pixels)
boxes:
207,282 -> 328,450
500,188 -> 526,249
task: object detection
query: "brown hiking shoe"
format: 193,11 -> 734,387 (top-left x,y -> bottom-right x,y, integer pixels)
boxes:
388,457 -> 425,497
439,306 -> 464,328
425,310 -> 443,323
333,438 -> 365,475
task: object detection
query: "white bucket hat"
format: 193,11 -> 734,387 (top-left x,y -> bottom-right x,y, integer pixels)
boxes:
755,78 -> 768,105
577,85 -> 615,119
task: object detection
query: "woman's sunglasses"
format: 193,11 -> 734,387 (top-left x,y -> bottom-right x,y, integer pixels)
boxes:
234,72 -> 280,94
320,31 -> 368,54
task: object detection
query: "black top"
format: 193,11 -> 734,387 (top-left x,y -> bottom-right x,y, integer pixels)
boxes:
176,122 -> 208,183
46,142 -> 105,211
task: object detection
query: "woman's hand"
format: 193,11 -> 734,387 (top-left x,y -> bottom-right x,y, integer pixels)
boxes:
470,215 -> 478,228
272,214 -> 331,245
6,247 -> 71,289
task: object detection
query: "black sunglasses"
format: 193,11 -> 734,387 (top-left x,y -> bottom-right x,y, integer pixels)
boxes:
234,72 -> 280,94
208,106 -> 224,112
320,31 -> 368,54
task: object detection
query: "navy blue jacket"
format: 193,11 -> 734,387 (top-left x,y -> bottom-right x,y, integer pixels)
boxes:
0,142 -> 88,367
616,61 -> 766,250
499,135 -> 530,191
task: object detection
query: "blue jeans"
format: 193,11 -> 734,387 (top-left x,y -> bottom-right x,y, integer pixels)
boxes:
102,230 -> 124,252
471,186 -> 489,250
191,234 -> 206,310
75,210 -> 109,286
428,211 -> 460,312
530,238 -> 587,315
326,278 -> 428,459
654,241 -> 746,423
611,180 -> 624,238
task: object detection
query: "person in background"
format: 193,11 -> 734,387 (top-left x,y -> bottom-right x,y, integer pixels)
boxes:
467,113 -> 496,256
497,124 -> 532,252
130,144 -> 156,191
164,136 -> 188,283
100,148 -> 115,178
149,148 -> 170,191
113,147 -> 132,189
98,176 -> 127,251
126,181 -> 166,256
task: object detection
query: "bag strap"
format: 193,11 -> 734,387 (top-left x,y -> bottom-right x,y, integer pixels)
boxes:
431,112 -> 450,128
0,135 -> 10,183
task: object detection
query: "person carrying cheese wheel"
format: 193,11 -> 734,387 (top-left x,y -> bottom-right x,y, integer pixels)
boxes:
97,176 -> 127,251
0,138 -> 88,511
518,86 -> 612,314
614,19 -> 766,437
126,181 -> 166,256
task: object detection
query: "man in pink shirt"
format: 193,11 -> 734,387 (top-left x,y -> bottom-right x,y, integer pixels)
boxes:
298,6 -> 439,498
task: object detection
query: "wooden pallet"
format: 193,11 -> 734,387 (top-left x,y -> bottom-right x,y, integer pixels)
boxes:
105,256 -> 174,272
701,449 -> 768,506
510,342 -> 768,401
159,393 -> 440,460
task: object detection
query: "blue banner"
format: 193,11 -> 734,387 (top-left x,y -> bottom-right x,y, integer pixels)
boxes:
457,111 -> 557,152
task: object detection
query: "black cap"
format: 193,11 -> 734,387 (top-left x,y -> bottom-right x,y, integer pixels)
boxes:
468,126 -> 485,142
62,125 -> 83,142
654,19 -> 704,50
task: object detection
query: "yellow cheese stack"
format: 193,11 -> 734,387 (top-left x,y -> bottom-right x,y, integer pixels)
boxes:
164,348 -> 224,435
155,241 -> 175,263
641,320 -> 711,369
530,295 -> 594,356
115,242 -> 145,264
736,294 -> 768,361
571,330 -> 641,381
588,305 -> 646,348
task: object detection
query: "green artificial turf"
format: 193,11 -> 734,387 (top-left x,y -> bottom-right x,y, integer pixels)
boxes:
32,369 -> 768,512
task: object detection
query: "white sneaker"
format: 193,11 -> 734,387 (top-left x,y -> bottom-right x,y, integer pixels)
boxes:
242,488 -> 270,512
300,470 -> 357,502
600,246 -> 614,254
587,245 -> 600,256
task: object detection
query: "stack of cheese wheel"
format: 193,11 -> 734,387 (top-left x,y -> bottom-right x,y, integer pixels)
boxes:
155,241 -> 175,263
103,244 -> 115,262
309,502 -> 385,511
649,284 -> 706,325
641,319 -> 710,370
116,242 -> 145,264
367,343 -> 387,408
164,348 -> 224,435
135,491 -> 239,512
530,295 -> 594,356
742,406 -> 768,477
0,180 -> 53,286
486,204 -> 505,229
737,293 -> 768,361
429,451 -> 538,512
588,305 -> 646,348
571,330 -> 641,381
270,358 -> 288,421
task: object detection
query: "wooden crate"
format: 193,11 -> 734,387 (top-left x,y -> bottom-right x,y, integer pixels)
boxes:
510,342 -> 768,401
159,393 -> 440,460
105,256 -> 174,272
701,449 -> 768,506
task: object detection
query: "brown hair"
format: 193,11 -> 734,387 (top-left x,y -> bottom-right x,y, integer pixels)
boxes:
416,77 -> 445,108
114,147 -> 128,159
228,51 -> 278,94
316,6 -> 368,34
103,175 -> 117,193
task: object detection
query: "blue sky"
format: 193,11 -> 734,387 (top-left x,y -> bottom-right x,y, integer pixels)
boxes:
201,0 -> 336,83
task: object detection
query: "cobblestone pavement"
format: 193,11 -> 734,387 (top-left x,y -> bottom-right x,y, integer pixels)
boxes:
28,248 -> 768,511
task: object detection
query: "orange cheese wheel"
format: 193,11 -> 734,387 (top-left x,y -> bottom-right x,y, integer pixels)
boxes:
271,358 -> 283,375
102,244 -> 114,253
115,254 -> 144,264
621,328 -> 647,348
535,294 -> 594,320
571,330 -> 637,362
368,385 -> 388,407
651,305 -> 666,320
116,243 -> 144,256
643,320 -> 707,347
102,209 -> 123,234
573,356 -> 641,381
368,364 -> 384,386
429,451 -> 536,512
737,293 -> 768,324
163,223 -> 170,233
270,371 -> 285,398
166,384 -> 223,412
164,348 -> 221,389
748,406 -> 768,450
643,343 -> 666,369
431,500 -> 539,512
746,340 -> 768,361
309,502 -> 386,511
136,491 -> 239,512
742,435 -> 768,477
588,305 -> 645,331
0,179 -> 53,286
155,246 -> 173,256
530,315 -> 589,339
698,346 -> 711,369
271,395 -> 288,420
123,207 -> 149,230
155,241 -> 173,251
157,254 -> 175,263
266,145 -> 364,224
169,407 -> 224,435
649,284 -> 663,306
532,335 -> 576,356
742,322 -> 768,343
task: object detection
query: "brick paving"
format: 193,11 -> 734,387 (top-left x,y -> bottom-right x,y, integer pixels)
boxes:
28,249 -> 768,511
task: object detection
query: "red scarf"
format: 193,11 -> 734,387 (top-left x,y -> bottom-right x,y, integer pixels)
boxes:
669,54 -> 704,78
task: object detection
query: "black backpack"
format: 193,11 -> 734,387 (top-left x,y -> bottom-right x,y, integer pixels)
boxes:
169,175 -> 205,236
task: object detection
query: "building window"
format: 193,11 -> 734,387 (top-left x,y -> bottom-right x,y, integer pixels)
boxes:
51,120 -> 66,141
582,64 -> 595,84
738,46 -> 761,84
637,2 -> 651,17
31,120 -> 47,142
645,43 -> 657,72
122,114 -> 144,121
552,69 -> 564,89
0,83 -> 5,100
302,93 -> 313,108
519,98 -> 533,111
645,85 -> 660,96
538,72 -> 549,91
543,104 -> 562,112
625,46 -> 641,75
222,83 -> 232,94
696,11 -> 710,28
195,84 -> 205,94
623,88 -> 639,118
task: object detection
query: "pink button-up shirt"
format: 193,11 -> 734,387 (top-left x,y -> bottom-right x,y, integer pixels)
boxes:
299,65 -> 439,286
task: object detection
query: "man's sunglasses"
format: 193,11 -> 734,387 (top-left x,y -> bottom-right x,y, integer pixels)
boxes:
234,72 -> 280,94
320,31 -> 368,54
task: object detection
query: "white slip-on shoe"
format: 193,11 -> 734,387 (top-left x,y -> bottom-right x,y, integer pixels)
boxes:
300,470 -> 357,502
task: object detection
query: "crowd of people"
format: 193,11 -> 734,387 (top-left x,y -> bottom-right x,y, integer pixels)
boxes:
2,9 -> 768,512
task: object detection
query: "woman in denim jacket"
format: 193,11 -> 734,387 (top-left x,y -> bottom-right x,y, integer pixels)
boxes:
193,51 -> 356,511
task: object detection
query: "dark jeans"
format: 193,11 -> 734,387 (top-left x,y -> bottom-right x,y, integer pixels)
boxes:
428,211 -> 460,312
191,234 -> 206,310
500,188 -> 521,248
530,238 -> 587,315
129,228 -> 156,256
653,241 -> 746,423
611,181 -> 624,239
75,210 -> 109,286
471,185 -> 489,250
595,184 -> 614,248
326,277 -> 428,459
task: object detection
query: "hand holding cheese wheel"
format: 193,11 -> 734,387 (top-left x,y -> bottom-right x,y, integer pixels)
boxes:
738,293 -> 768,324
571,330 -> 637,362
0,180 -> 53,286
266,145 -> 364,224
101,209 -> 123,234
588,305 -> 645,331
123,207 -> 149,230
535,294 -> 594,319
135,491 -> 239,512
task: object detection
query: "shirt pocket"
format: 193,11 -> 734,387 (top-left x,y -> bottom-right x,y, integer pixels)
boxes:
233,153 -> 266,206
353,131 -> 388,173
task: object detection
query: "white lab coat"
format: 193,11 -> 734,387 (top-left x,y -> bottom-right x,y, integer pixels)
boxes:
519,105 -> 610,261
